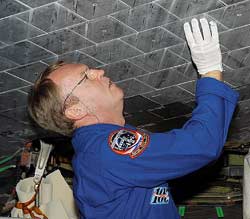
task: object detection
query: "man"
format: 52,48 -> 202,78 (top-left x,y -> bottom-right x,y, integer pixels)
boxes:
28,18 -> 239,219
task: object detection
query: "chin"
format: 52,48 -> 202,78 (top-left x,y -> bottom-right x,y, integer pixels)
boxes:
120,88 -> 124,98
116,86 -> 124,98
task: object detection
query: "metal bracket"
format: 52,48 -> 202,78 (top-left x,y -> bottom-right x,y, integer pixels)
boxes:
33,141 -> 53,185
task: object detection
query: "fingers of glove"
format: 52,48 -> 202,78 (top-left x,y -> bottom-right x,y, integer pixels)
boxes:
184,22 -> 195,46
191,18 -> 203,44
200,18 -> 211,42
210,21 -> 219,42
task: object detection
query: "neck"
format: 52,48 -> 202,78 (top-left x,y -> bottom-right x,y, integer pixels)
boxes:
75,110 -> 125,128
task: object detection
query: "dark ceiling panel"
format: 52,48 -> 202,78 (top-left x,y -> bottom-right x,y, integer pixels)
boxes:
0,0 -> 29,19
121,27 -> 183,52
81,39 -> 142,64
223,47 -> 250,70
223,66 -> 250,87
0,17 -> 43,44
18,3 -> 85,32
121,0 -> 154,7
168,43 -> 192,62
145,116 -> 190,132
55,51 -> 104,67
0,0 -> 249,146
0,56 -> 18,71
18,0 -> 58,7
0,41 -> 55,65
111,3 -> 178,31
156,0 -> 224,19
19,86 -> 31,94
138,65 -> 191,89
7,62 -> 48,83
221,0 -> 246,4
179,80 -> 196,94
0,135 -> 23,154
236,84 -> 250,102
144,85 -> 194,105
69,23 -> 87,36
117,78 -> 154,97
151,101 -> 195,119
209,1 -> 250,29
87,17 -> 135,43
30,29 -> 94,55
128,49 -> 165,72
0,91 -> 27,112
124,95 -> 161,113
128,49 -> 188,72
220,25 -> 250,50
125,111 -> 162,126
163,14 -> 228,41
102,60 -> 148,82
0,72 -> 29,92
60,0 -> 129,20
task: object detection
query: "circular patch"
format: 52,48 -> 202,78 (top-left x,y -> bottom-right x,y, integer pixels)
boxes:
108,129 -> 149,159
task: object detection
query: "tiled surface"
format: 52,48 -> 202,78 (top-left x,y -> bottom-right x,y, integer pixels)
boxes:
111,3 -> 178,31
7,62 -> 48,83
102,60 -> 147,81
19,0 -> 58,7
0,72 -> 29,92
87,17 -> 135,43
0,91 -> 28,111
0,41 -> 55,65
0,0 -> 29,19
18,3 -> 85,32
117,78 -> 154,97
0,0 -> 250,153
81,39 -> 142,63
156,0 -> 225,19
121,27 -> 183,52
208,0 -> 250,29
30,29 -> 94,55
0,17 -> 43,44
143,85 -> 194,105
59,0 -> 129,20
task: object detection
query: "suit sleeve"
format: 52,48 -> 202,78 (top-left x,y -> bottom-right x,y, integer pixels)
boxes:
102,78 -> 239,187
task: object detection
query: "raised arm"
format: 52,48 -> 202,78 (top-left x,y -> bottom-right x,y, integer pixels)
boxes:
101,18 -> 239,187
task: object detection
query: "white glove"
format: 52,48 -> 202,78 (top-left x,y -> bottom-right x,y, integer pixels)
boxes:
183,18 -> 223,75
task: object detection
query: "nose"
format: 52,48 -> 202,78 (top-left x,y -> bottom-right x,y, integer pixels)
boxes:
87,69 -> 105,80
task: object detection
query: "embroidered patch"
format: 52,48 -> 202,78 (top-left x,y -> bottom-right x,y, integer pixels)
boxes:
150,187 -> 169,205
108,129 -> 149,159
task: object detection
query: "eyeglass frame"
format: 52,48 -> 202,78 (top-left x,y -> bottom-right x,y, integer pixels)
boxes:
62,68 -> 89,113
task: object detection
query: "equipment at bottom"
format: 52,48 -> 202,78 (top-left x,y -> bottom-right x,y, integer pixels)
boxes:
11,169 -> 78,219
243,149 -> 250,219
9,141 -> 78,219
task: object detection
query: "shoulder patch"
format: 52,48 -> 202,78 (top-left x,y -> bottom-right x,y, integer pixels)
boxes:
108,129 -> 149,159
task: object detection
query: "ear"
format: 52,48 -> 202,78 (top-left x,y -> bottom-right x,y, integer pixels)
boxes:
64,103 -> 88,121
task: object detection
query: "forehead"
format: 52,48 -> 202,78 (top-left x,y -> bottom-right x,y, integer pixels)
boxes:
48,63 -> 88,85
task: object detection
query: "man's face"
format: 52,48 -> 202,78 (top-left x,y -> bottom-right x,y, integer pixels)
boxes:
49,63 -> 124,115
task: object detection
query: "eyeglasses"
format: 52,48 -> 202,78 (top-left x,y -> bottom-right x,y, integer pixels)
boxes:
62,68 -> 89,113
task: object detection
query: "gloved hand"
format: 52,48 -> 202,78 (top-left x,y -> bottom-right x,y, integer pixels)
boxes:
184,18 -> 223,75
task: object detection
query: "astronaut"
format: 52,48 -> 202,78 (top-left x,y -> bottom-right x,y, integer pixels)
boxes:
28,18 -> 239,219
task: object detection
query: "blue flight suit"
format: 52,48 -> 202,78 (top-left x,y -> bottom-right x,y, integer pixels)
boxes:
72,77 -> 239,219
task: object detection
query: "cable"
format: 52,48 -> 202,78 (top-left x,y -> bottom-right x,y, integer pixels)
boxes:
0,165 -> 16,173
0,148 -> 22,165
